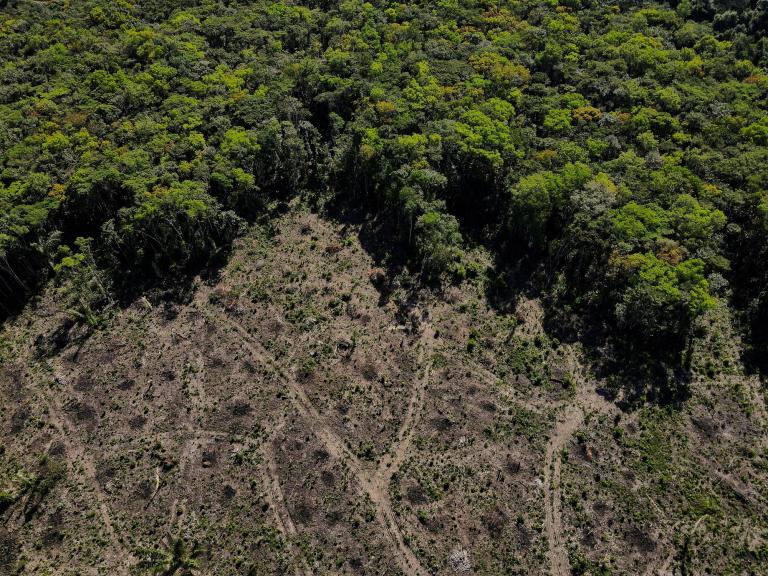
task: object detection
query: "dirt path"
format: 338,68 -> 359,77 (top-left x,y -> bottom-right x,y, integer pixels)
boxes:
264,438 -> 313,576
152,423 -> 310,576
156,422 -> 311,575
543,385 -> 614,576
168,350 -> 206,526
43,375 -> 134,574
375,323 -> 434,485
212,308 -> 430,576
167,437 -> 196,522
543,405 -> 582,576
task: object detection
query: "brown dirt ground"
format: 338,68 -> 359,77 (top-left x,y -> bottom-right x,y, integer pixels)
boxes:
1,209 -> 766,575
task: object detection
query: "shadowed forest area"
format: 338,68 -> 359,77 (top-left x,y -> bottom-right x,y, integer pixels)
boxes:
0,0 -> 767,391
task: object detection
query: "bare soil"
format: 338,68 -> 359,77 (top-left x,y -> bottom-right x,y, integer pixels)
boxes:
1,209 -> 766,575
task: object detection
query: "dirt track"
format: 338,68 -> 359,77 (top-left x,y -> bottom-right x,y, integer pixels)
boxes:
37,374 -> 135,575
213,305 -> 433,576
543,383 -> 614,576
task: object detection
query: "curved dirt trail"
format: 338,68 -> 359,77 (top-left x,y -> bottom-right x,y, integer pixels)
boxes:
155,419 -> 310,576
376,323 -> 434,485
543,387 -> 614,576
42,376 -> 134,574
156,340 -> 310,576
264,440 -> 313,576
212,308 -> 430,576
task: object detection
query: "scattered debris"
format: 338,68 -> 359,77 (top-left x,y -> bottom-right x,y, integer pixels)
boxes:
448,548 -> 472,573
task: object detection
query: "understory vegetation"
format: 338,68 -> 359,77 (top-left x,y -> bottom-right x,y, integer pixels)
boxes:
1,0 -> 767,400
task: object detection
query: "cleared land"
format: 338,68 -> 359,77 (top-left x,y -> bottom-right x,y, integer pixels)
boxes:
1,210 -> 766,575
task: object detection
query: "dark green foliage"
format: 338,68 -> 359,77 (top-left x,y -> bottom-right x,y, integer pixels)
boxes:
730,190 -> 768,371
53,237 -> 114,328
135,535 -> 201,576
414,209 -> 463,280
0,0 -> 766,388
100,181 -> 245,283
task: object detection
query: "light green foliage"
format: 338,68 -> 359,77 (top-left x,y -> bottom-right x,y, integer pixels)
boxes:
619,33 -> 668,73
655,87 -> 682,113
616,253 -> 716,339
220,127 -> 261,169
0,0 -> 764,382
612,202 -> 669,245
510,171 -> 562,239
133,181 -> 213,221
668,194 -> 726,248
449,107 -> 518,169
544,108 -> 573,134
741,117 -> 768,145
509,163 -> 592,243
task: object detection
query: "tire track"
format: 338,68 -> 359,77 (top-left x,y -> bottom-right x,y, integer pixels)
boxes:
154,424 -> 310,575
212,308 -> 430,576
43,374 -> 135,574
375,322 -> 434,485
264,438 -> 313,576
543,387 -> 614,576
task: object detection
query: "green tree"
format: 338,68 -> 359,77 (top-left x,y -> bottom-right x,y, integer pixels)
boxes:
135,535 -> 201,576
414,209 -> 463,280
53,237 -> 114,328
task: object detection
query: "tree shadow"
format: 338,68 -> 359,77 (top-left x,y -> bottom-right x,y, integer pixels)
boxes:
582,340 -> 692,409
484,248 -> 693,409
25,237 -> 237,360
741,301 -> 768,378
322,194 -> 696,411
0,253 -> 48,326
322,197 -> 416,307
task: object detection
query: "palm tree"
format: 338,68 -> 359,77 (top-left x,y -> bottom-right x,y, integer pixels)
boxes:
135,534 -> 202,575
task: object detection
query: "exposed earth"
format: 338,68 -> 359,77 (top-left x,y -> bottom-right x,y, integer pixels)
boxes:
2,210 -> 767,575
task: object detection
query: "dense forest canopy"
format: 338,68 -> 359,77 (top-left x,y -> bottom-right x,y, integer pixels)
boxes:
0,0 -> 767,396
